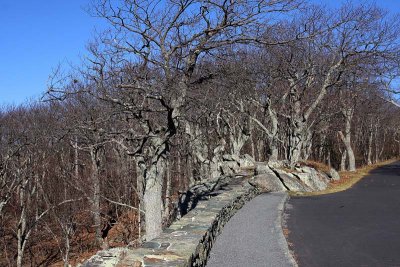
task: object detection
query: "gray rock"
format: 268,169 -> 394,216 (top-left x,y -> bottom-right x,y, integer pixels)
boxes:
222,154 -> 234,161
248,174 -> 287,192
268,160 -> 285,169
295,166 -> 329,191
81,248 -> 129,267
220,161 -> 238,175
328,168 -> 340,181
238,154 -> 256,168
273,169 -> 312,192
231,154 -> 241,163
255,163 -> 275,175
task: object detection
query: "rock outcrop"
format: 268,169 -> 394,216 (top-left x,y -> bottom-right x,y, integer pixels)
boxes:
253,162 -> 333,192
248,174 -> 287,192
293,166 -> 329,191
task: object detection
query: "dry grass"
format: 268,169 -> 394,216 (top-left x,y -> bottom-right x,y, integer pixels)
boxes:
281,160 -> 331,174
299,160 -> 331,173
291,158 -> 399,197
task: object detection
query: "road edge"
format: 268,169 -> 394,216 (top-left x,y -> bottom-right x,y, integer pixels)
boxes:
277,192 -> 298,267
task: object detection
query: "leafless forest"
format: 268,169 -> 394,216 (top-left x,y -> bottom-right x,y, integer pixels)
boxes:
1,0 -> 400,266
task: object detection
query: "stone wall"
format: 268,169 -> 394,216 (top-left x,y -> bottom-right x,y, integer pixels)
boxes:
81,163 -> 338,267
82,177 -> 259,267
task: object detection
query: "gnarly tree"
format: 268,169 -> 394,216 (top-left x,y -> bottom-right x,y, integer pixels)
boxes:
80,0 -> 300,240
257,4 -> 400,167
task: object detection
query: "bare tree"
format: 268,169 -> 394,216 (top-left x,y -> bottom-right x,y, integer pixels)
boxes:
80,0 -> 300,240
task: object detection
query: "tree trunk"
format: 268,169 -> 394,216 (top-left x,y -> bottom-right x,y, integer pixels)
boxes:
177,155 -> 182,191
74,135 -> 79,179
340,150 -> 347,171
266,107 -> 279,162
90,147 -> 102,244
136,148 -> 166,241
367,127 -> 373,165
16,182 -> 30,267
135,160 -> 144,241
269,137 -> 279,161
302,128 -> 313,161
374,123 -> 380,163
286,84 -> 305,167
250,134 -> 256,160
63,230 -> 70,267
231,130 -> 249,157
327,150 -> 331,167
257,139 -> 264,162
287,117 -> 305,167
163,160 -> 172,222
142,160 -> 165,241
339,108 -> 356,171
379,130 -> 386,160
319,134 -> 326,162
185,122 -> 210,181
210,138 -> 226,179
17,201 -> 26,267
250,98 -> 279,162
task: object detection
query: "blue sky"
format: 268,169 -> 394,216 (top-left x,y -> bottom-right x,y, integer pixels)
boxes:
0,1 -> 399,106
0,1 -> 105,106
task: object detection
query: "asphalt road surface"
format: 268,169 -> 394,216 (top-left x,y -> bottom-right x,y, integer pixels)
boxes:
207,193 -> 296,267
286,161 -> 400,267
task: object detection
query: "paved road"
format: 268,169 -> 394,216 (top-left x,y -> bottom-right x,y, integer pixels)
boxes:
207,192 -> 296,267
286,162 -> 400,267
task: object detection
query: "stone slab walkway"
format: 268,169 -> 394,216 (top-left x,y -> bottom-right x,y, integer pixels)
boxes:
207,192 -> 296,267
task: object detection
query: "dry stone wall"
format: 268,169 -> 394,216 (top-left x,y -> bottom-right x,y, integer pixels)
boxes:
82,177 -> 259,267
81,162 -> 338,267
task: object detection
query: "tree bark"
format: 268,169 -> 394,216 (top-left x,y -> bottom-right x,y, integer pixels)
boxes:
257,139 -> 265,162
288,117 -> 305,167
302,128 -> 313,161
136,138 -> 167,241
367,126 -> 373,165
185,122 -> 210,180
163,160 -> 172,222
90,147 -> 102,244
249,104 -> 279,162
140,158 -> 165,241
339,108 -> 356,171
340,149 -> 347,171
16,187 -> 27,267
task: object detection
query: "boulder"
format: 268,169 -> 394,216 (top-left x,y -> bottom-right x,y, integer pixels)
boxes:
273,169 -> 312,192
267,160 -> 285,169
231,154 -> 241,163
328,168 -> 340,181
255,163 -> 275,175
238,154 -> 256,168
220,154 -> 255,173
248,174 -> 286,192
295,166 -> 329,191
222,154 -> 234,161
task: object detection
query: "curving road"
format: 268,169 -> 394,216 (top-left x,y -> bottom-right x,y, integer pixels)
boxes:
207,193 -> 296,267
286,162 -> 400,267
